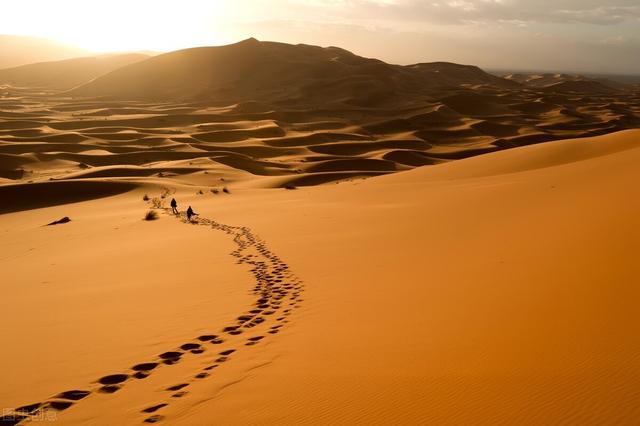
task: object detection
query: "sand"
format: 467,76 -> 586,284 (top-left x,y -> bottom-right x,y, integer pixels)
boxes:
0,80 -> 639,190
1,129 -> 639,424
1,40 -> 640,425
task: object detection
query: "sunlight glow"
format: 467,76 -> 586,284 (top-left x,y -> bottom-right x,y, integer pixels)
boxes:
2,0 -> 234,52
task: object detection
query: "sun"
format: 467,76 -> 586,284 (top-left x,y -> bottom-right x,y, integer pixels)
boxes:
3,0 -> 232,52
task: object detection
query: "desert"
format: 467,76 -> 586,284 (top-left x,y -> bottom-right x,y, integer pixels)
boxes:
1,4 -> 640,425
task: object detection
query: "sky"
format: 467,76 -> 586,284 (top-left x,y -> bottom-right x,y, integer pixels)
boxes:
2,0 -> 639,74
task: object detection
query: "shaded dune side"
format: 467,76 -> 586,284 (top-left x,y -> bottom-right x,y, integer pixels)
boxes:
0,180 -> 136,214
67,39 -> 519,104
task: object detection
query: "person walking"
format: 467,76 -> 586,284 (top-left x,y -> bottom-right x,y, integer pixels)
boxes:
170,198 -> 178,214
186,206 -> 197,221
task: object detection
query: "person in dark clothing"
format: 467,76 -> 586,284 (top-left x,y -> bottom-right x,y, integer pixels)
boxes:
170,198 -> 178,214
186,206 -> 197,221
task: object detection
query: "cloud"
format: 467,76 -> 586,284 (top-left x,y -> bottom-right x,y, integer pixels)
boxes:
279,0 -> 640,26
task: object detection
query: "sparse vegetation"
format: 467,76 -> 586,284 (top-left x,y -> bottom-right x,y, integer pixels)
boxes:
222,187 -> 230,194
144,210 -> 158,221
211,188 -> 219,194
197,189 -> 204,195
151,198 -> 163,209
143,194 -> 150,201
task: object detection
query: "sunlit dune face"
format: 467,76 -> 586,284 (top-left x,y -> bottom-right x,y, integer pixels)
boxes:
3,0 -> 232,52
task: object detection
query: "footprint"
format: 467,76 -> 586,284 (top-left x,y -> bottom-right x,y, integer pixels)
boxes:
99,385 -> 121,394
133,363 -> 159,372
159,351 -> 182,360
55,389 -> 90,401
180,343 -> 201,351
197,335 -> 217,342
0,415 -> 28,425
144,414 -> 164,423
195,372 -> 209,379
159,352 -> 183,364
14,402 -> 41,414
142,404 -> 168,414
219,349 -> 236,356
166,383 -> 189,391
99,374 -> 128,385
238,315 -> 254,322
47,400 -> 73,411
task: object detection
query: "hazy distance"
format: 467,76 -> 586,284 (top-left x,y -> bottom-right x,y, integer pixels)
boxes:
1,0 -> 639,74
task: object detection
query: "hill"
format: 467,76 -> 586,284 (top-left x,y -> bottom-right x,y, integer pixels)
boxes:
69,38 -> 519,104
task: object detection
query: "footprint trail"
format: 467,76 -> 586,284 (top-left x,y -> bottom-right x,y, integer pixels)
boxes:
1,197 -> 304,425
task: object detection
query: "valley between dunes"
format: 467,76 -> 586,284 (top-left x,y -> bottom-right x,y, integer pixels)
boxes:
1,129 -> 639,425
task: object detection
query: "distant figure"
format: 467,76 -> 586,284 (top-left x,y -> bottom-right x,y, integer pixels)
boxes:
187,206 -> 197,221
170,198 -> 178,214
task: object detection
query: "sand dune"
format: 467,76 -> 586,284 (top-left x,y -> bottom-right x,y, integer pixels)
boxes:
2,38 -> 640,425
504,72 -> 632,94
1,66 -> 638,188
2,130 -> 639,424
0,41 -> 621,187
67,39 -> 519,103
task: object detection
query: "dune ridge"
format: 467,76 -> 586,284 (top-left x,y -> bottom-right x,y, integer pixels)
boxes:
1,40 -> 638,196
